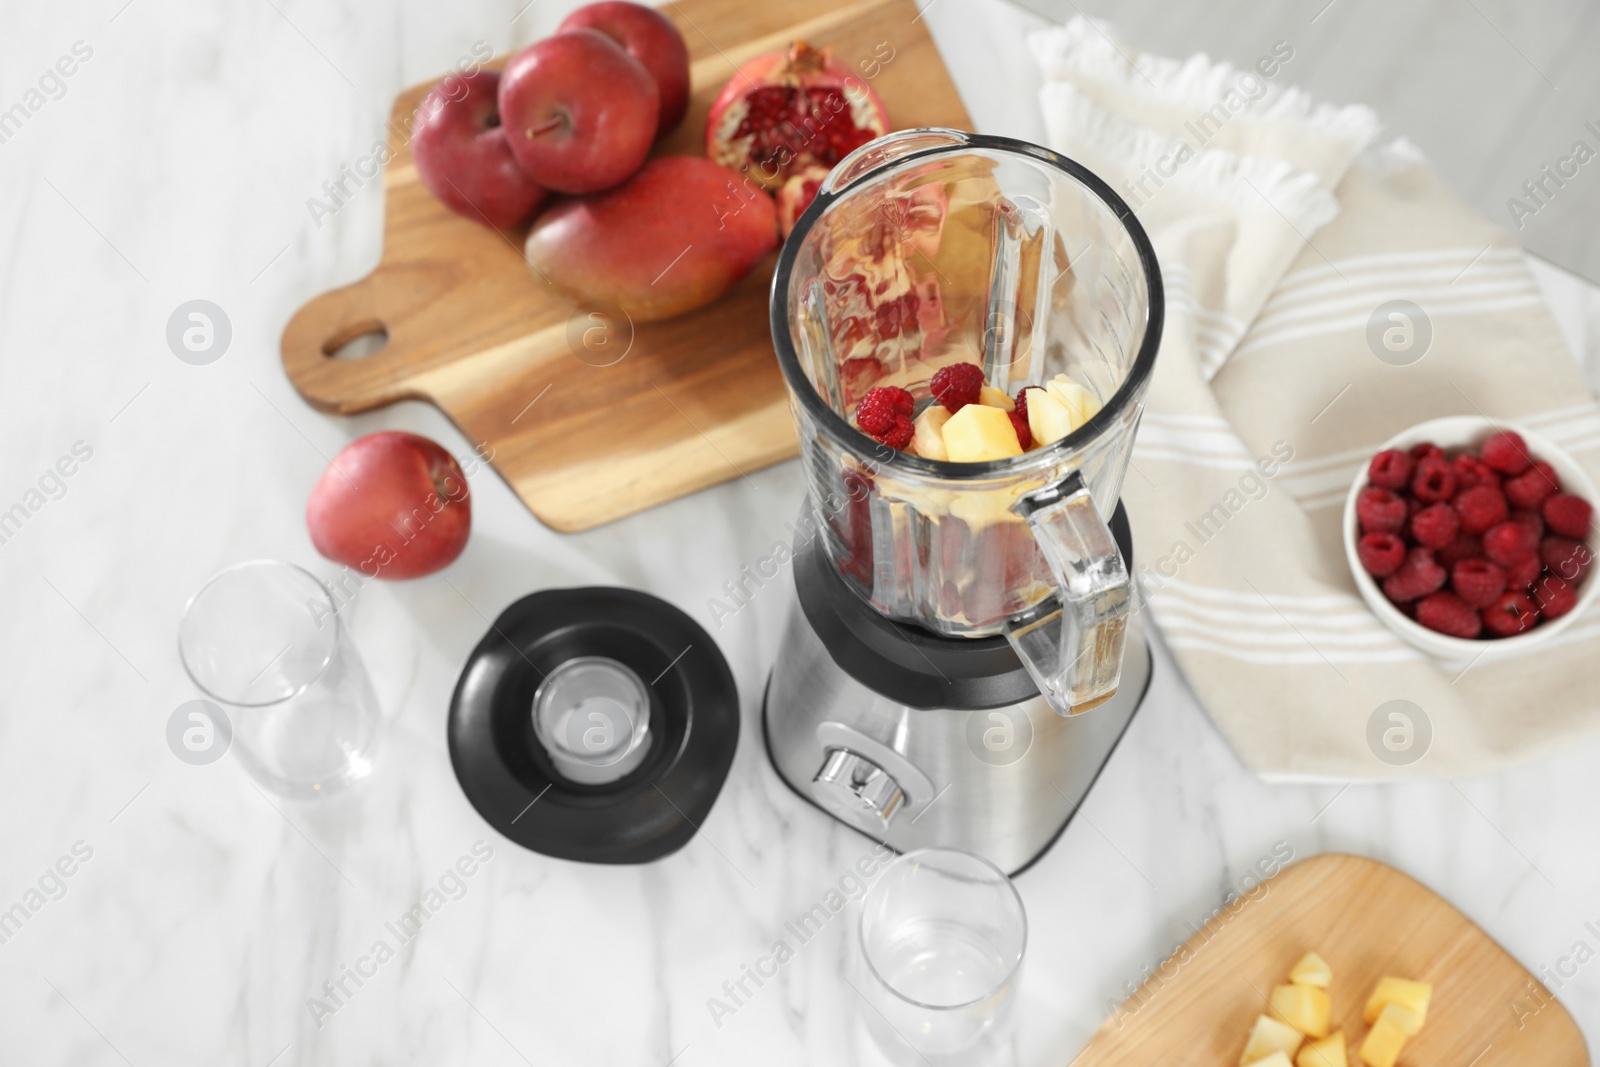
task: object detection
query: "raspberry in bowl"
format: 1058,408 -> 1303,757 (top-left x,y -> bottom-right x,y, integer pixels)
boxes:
1342,416 -> 1598,659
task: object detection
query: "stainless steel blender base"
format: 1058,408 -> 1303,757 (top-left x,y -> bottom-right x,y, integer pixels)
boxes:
763,595 -> 1150,876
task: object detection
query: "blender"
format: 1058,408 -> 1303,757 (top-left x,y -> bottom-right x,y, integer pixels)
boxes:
763,129 -> 1163,874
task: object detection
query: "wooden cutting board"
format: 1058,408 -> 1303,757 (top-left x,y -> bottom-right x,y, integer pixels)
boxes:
280,0 -> 972,531
1074,854 -> 1588,1066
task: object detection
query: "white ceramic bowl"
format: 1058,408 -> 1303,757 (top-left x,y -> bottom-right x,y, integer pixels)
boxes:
1343,415 -> 1599,660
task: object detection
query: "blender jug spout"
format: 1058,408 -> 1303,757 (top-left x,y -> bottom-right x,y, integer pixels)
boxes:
1005,472 -> 1131,715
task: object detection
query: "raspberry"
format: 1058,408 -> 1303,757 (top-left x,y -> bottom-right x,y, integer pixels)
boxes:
1437,534 -> 1483,567
1483,520 -> 1539,566
1411,502 -> 1460,548
1504,552 -> 1542,592
1367,449 -> 1413,491
1482,591 -> 1539,637
1510,509 -> 1545,539
930,363 -> 985,413
1541,536 -> 1594,584
1409,441 -> 1445,464
1410,457 -> 1457,503
1358,532 -> 1406,577
1013,385 -> 1043,418
1543,493 -> 1594,539
1382,547 -> 1447,602
1452,485 -> 1508,535
1392,496 -> 1419,541
1006,409 -> 1033,450
1480,430 -> 1532,474
854,387 -> 915,448
1356,487 -> 1407,534
879,415 -> 914,449
1533,575 -> 1580,620
1451,452 -> 1500,492
1503,461 -> 1559,510
1416,591 -> 1483,639
1450,558 -> 1506,608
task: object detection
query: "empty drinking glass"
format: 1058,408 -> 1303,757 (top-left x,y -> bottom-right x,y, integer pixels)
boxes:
179,560 -> 382,797
857,848 -> 1027,1066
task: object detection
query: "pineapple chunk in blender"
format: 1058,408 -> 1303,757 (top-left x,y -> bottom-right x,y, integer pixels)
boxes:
912,406 -> 951,460
1297,1032 -> 1347,1067
1357,1005 -> 1418,1067
1241,1014 -> 1303,1065
978,385 -> 1015,410
1289,952 -> 1333,988
941,403 -> 1021,462
1045,374 -> 1102,426
1269,983 -> 1331,1038
1361,977 -> 1430,1029
1250,1055 -> 1294,1067
1028,375 -> 1103,447
1026,389 -> 1076,447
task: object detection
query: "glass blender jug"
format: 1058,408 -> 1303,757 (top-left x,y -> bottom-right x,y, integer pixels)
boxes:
771,130 -> 1163,714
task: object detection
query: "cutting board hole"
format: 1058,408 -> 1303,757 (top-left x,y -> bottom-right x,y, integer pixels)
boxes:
323,321 -> 389,361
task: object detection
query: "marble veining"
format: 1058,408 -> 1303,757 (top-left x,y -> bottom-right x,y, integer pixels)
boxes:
2,0 -> 1600,1063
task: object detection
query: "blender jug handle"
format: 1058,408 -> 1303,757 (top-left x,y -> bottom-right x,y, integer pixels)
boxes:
1004,472 -> 1130,715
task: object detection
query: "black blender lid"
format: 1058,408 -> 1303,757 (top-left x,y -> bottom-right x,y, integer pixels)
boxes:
794,502 -> 1134,710
447,587 -> 739,864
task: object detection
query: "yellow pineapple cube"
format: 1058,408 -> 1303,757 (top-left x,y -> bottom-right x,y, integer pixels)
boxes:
1270,982 -> 1331,1038
1241,1014 -> 1304,1065
1045,374 -> 1102,428
941,403 -> 1021,463
1252,1055 -> 1294,1067
1289,952 -> 1332,988
1026,388 -> 1076,447
1362,977 -> 1430,1029
1357,1005 -> 1416,1067
978,385 -> 1015,411
911,405 -> 951,461
1297,1031 -> 1346,1067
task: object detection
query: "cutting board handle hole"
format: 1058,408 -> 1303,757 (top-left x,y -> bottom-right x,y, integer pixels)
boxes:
323,321 -> 389,361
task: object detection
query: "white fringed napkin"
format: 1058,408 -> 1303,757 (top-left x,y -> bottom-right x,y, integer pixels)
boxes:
1032,19 -> 1600,778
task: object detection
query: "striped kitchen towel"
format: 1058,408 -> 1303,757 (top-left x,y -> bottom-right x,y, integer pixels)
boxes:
1032,19 -> 1600,778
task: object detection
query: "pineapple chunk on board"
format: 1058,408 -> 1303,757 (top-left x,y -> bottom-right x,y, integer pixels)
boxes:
1297,1031 -> 1347,1067
1270,983 -> 1332,1039
1241,1014 -> 1304,1065
1358,1004 -> 1419,1067
1289,952 -> 1333,988
1251,1054 -> 1294,1067
1362,977 -> 1431,1029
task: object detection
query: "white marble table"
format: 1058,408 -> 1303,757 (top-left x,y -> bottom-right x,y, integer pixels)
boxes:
3,1 -> 1599,1064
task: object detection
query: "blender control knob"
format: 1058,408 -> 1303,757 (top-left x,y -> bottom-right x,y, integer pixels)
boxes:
811,748 -> 905,830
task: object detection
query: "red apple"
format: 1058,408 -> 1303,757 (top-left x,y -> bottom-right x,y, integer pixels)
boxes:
412,69 -> 548,229
558,1 -> 691,136
306,432 -> 471,580
498,29 -> 658,194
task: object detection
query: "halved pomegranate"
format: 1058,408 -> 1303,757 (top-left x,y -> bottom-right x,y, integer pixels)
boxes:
705,40 -> 889,190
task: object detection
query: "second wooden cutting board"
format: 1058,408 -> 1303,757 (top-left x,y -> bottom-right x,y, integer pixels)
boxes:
1071,853 -> 1587,1066
280,0 -> 972,531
